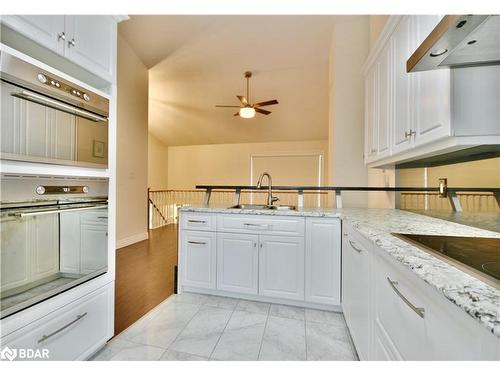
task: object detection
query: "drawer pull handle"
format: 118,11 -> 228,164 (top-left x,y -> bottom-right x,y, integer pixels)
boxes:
37,312 -> 88,344
387,277 -> 425,318
188,220 -> 207,224
348,240 -> 363,253
243,223 -> 271,229
97,216 -> 108,219
188,241 -> 207,245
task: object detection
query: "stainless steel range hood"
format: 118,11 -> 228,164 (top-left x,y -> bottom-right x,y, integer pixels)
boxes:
407,15 -> 500,72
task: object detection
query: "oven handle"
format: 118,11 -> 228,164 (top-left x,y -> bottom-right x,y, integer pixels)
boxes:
11,91 -> 108,122
8,204 -> 108,217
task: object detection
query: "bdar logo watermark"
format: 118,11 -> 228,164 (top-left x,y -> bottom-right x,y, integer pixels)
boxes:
0,346 -> 50,361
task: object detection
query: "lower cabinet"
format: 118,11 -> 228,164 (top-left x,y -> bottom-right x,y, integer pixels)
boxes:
342,224 -> 371,360
180,230 -> 216,289
1,283 -> 113,360
259,235 -> 305,301
179,212 -> 341,308
343,224 -> 500,360
217,233 -> 258,294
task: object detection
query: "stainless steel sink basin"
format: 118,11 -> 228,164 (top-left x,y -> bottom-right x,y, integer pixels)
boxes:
228,204 -> 296,211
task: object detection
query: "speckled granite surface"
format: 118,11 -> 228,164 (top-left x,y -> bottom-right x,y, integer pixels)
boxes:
179,205 -> 500,337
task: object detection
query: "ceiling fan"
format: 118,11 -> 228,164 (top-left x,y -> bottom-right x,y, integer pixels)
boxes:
215,71 -> 279,118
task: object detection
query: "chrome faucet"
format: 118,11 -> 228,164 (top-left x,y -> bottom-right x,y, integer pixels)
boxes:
256,172 -> 279,207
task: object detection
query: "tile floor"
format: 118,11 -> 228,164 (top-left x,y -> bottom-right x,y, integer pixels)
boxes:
91,293 -> 358,361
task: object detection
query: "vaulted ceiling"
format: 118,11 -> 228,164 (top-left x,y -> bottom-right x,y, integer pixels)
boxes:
119,16 -> 363,146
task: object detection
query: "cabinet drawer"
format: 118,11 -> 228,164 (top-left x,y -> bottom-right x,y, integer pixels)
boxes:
1,283 -> 112,360
374,251 -> 428,360
217,214 -> 305,236
180,212 -> 216,232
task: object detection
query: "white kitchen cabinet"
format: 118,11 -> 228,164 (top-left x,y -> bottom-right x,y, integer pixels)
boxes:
364,65 -> 378,163
1,15 -> 118,82
1,283 -> 113,360
1,16 -> 66,55
32,215 -> 59,281
64,16 -> 116,82
80,225 -> 108,275
305,218 -> 341,305
259,235 -> 305,301
376,43 -> 392,158
342,224 -> 371,360
217,233 -> 259,294
180,230 -> 216,289
412,16 -> 451,147
390,16 -> 413,154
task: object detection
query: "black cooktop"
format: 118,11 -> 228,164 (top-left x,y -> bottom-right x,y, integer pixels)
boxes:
395,234 -> 500,286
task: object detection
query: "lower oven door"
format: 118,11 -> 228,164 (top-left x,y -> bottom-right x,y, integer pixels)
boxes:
0,81 -> 108,168
0,205 -> 108,318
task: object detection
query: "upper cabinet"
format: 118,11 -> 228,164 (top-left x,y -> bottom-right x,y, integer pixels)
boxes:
1,15 -> 119,82
363,15 -> 500,167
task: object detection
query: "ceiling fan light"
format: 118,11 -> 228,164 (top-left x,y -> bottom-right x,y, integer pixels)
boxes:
239,107 -> 256,118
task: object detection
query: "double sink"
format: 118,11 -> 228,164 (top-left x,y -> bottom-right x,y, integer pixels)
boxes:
228,204 -> 296,211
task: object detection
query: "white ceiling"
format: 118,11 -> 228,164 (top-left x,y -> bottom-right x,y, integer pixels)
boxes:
119,16 -> 362,146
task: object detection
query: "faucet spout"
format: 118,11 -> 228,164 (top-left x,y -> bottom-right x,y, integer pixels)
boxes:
256,172 -> 278,207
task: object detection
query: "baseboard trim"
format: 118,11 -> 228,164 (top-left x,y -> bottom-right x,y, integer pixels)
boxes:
116,231 -> 149,249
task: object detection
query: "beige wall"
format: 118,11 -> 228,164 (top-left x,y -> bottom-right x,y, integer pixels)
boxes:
148,133 -> 168,190
329,17 -> 370,207
116,35 -> 149,247
369,16 -> 390,50
167,140 -> 329,190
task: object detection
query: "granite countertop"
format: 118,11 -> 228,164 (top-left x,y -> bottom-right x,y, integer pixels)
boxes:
407,209 -> 500,233
179,205 -> 500,337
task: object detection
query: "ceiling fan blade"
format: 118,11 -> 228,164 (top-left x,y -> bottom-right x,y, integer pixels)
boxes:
233,112 -> 240,116
237,95 -> 248,106
253,99 -> 279,107
255,108 -> 271,115
215,105 -> 241,108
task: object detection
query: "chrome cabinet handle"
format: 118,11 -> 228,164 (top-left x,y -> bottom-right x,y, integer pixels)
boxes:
68,38 -> 76,48
38,312 -> 87,344
243,223 -> 271,229
387,277 -> 425,318
188,241 -> 207,245
57,31 -> 66,41
405,130 -> 416,139
188,219 -> 206,224
348,240 -> 363,253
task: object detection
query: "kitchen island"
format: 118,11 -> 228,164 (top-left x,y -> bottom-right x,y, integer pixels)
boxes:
178,205 -> 500,360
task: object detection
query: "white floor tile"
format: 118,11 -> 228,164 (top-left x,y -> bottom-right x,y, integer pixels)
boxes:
305,308 -> 345,326
203,295 -> 240,310
170,306 -> 233,357
90,338 -> 165,361
120,301 -> 200,348
259,316 -> 306,361
235,299 -> 270,315
169,292 -> 209,305
306,321 -> 356,361
160,349 -> 208,361
270,304 -> 305,321
211,310 -> 267,360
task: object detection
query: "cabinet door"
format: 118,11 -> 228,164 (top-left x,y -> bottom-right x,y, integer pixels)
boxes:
259,235 -> 304,301
60,212 -> 82,274
1,16 -> 65,54
217,233 -> 258,294
376,43 -> 391,158
364,65 -> 378,163
305,218 -> 341,305
342,228 -> 371,360
180,230 -> 216,289
80,224 -> 107,275
391,16 -> 413,154
412,15 -> 451,146
64,16 -> 116,81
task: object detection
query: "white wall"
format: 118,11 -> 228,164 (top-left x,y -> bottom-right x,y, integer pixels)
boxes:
116,35 -> 149,248
328,18 -> 370,207
148,133 -> 168,190
167,140 -> 329,190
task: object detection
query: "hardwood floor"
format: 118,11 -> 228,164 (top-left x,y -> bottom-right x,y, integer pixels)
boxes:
114,224 -> 178,335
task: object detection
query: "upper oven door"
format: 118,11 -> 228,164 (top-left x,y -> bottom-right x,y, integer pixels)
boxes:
1,81 -> 108,168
